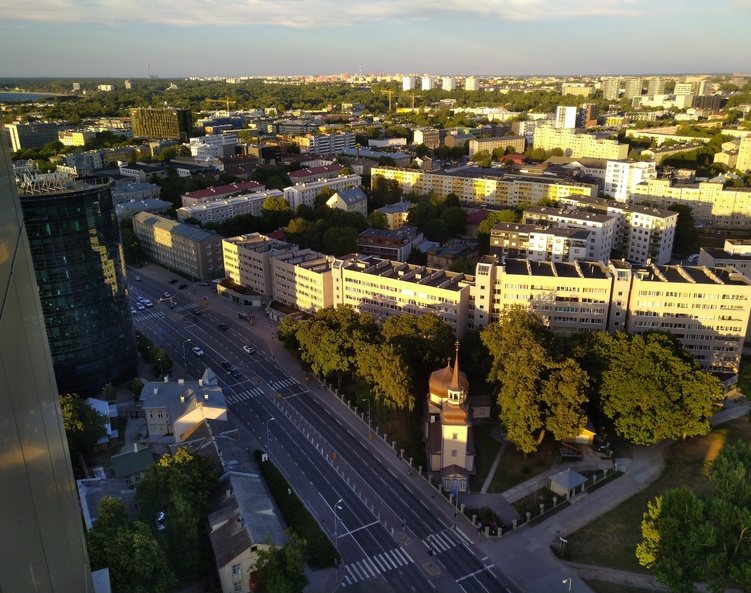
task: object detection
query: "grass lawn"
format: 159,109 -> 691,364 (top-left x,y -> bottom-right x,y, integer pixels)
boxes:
564,415 -> 751,573
486,433 -> 559,493
468,423 -> 502,492
584,580 -> 658,593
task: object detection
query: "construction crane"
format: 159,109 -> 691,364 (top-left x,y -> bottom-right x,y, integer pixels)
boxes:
380,89 -> 394,111
405,93 -> 418,109
206,97 -> 237,111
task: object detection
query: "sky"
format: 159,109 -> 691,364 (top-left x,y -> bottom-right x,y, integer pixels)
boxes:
1,0 -> 750,78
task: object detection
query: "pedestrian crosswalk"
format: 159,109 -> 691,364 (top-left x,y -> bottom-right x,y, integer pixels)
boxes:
132,310 -> 165,321
423,528 -> 463,555
342,547 -> 413,586
270,377 -> 299,390
225,388 -> 265,404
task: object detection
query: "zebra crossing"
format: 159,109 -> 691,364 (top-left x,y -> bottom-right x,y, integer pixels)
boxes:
225,388 -> 265,404
132,309 -> 165,321
270,377 -> 299,390
342,547 -> 413,586
423,528 -> 464,555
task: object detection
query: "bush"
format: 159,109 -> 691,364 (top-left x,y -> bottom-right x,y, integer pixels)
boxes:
254,450 -> 340,568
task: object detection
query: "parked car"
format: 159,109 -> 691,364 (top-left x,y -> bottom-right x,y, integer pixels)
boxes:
198,281 -> 211,286
178,283 -> 188,290
168,278 -> 178,284
156,511 -> 166,532
242,345 -> 255,354
218,323 -> 228,331
192,346 -> 204,356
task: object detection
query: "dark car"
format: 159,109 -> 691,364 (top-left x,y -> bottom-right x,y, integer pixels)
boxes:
230,369 -> 242,379
198,281 -> 211,286
178,283 -> 188,289
168,279 -> 178,285
218,323 -> 228,331
221,360 -> 232,370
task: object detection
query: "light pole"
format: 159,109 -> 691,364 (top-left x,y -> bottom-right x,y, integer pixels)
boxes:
333,498 -> 343,551
266,417 -> 276,459
182,338 -> 191,373
562,577 -> 572,592
362,398 -> 371,439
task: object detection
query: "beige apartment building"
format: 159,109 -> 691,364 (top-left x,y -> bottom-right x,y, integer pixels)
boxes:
631,179 -> 751,228
132,212 -> 224,280
533,126 -> 629,160
371,167 -> 596,208
271,249 -> 334,314
222,234 -> 299,296
332,255 -> 473,338
627,265 -> 751,374
468,136 -> 526,157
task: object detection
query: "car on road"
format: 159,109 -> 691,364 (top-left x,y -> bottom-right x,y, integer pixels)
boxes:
168,279 -> 178,284
221,360 -> 233,370
198,281 -> 211,286
230,369 -> 242,379
163,291 -> 171,298
143,299 -> 153,307
136,296 -> 145,303
178,283 -> 188,289
135,303 -> 145,311
134,275 -> 141,281
242,345 -> 255,354
131,308 -> 137,314
192,346 -> 205,356
218,323 -> 228,331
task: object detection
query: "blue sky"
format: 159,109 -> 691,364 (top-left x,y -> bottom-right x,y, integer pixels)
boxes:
1,0 -> 749,78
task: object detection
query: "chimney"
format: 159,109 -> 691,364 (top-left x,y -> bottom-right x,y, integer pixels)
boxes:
133,443 -> 138,453
178,378 -> 184,384
199,378 -> 203,386
153,387 -> 158,396
204,393 -> 209,401
225,488 -> 232,499
180,394 -> 185,403
164,376 -> 169,382
235,516 -> 243,531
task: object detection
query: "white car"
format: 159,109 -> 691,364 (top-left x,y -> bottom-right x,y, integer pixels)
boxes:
136,303 -> 145,311
242,345 -> 255,354
143,299 -> 153,307
192,346 -> 205,356
134,275 -> 141,281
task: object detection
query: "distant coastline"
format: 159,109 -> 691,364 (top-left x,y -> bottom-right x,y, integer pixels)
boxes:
0,92 -> 71,102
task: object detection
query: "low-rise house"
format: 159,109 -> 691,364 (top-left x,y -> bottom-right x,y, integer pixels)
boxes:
110,445 -> 155,487
327,186 -> 368,217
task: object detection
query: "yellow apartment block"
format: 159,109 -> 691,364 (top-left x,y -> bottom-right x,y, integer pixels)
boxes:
631,179 -> 751,227
271,250 -> 334,314
533,127 -> 629,160
371,167 -> 596,208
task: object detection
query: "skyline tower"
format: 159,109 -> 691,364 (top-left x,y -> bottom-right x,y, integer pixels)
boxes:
18,174 -> 138,395
0,125 -> 94,592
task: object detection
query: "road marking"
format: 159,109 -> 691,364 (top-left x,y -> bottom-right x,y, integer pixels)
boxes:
455,564 -> 495,583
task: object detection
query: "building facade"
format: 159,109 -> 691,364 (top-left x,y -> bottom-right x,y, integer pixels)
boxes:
6,122 -> 59,151
533,126 -> 629,160
18,174 -> 138,395
177,189 -> 283,224
0,123 -> 94,593
131,107 -> 192,143
468,136 -> 526,157
133,212 -> 225,280
283,174 -> 362,210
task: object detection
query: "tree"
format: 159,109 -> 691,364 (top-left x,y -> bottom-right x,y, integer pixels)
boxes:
440,206 -> 467,236
87,498 -> 177,593
423,218 -> 450,243
667,204 -> 700,255
473,150 -> 492,168
135,447 -> 220,582
381,312 -> 455,374
636,487 -> 713,593
321,226 -> 358,256
540,359 -> 589,442
367,210 -> 389,230
59,393 -> 107,459
251,532 -> 308,593
277,316 -> 301,350
598,332 -> 723,445
356,342 -> 414,410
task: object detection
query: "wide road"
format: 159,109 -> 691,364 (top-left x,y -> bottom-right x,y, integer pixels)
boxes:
128,268 -> 521,593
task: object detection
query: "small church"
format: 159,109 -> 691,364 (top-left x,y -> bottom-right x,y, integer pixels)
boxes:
424,343 -> 475,493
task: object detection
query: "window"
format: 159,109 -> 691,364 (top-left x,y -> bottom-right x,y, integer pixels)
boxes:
452,432 -> 458,440
234,584 -> 243,593
451,450 -> 458,457
232,564 -> 242,576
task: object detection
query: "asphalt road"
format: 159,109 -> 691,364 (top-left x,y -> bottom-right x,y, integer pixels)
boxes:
128,267 -> 521,593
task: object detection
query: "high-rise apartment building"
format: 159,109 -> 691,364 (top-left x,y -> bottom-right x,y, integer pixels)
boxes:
647,77 -> 666,96
442,76 -> 455,91
737,137 -> 751,172
533,126 -> 629,160
623,77 -> 643,99
402,76 -> 416,91
465,76 -> 479,91
130,107 -> 192,142
555,106 -> 577,129
18,174 -> 138,395
1,125 -> 94,592
601,77 -> 621,101
6,122 -> 59,152
421,76 -> 435,91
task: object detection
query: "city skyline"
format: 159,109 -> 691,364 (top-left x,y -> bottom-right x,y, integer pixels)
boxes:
2,0 -> 749,78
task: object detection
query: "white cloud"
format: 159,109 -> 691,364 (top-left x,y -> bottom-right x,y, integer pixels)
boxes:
3,0 -> 711,28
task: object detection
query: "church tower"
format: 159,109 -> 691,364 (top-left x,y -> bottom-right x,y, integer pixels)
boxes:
425,342 -> 474,493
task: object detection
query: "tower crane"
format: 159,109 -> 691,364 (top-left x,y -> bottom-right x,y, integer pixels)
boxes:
380,89 -> 394,111
206,97 -> 237,111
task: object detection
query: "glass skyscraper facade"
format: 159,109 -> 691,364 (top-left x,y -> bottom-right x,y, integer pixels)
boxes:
1,125 -> 94,591
19,176 -> 138,395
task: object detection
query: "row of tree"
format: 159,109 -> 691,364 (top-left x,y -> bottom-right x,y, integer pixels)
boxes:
481,307 -> 723,453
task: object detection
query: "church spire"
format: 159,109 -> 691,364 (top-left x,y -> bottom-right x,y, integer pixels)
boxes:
449,341 -> 461,392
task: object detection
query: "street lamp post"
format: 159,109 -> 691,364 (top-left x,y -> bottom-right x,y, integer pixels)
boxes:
562,577 -> 572,592
266,417 -> 276,459
182,338 -> 191,373
362,398 -> 371,439
333,498 -> 343,551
